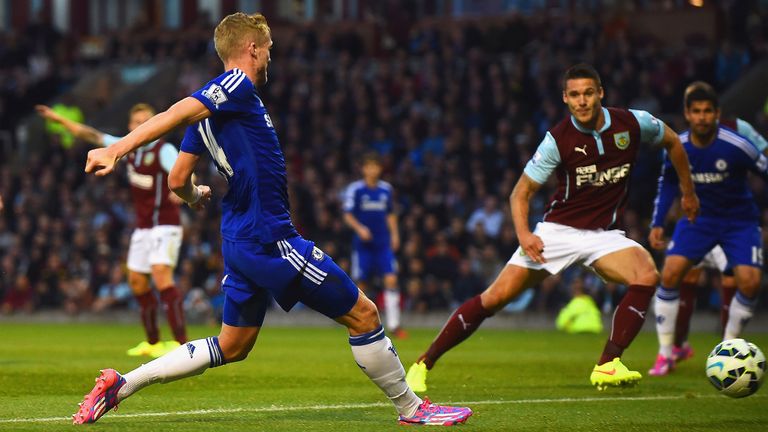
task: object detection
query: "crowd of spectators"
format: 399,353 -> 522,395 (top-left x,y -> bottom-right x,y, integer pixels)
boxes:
3,5 -> 768,321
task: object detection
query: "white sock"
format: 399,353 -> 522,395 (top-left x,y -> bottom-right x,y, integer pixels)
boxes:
654,287 -> 679,358
384,289 -> 401,331
724,291 -> 756,340
349,326 -> 421,417
117,337 -> 225,402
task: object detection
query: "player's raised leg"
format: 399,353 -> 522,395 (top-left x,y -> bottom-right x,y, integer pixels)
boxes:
73,283 -> 267,424
406,264 -> 548,393
73,309 -> 259,424
589,246 -> 658,389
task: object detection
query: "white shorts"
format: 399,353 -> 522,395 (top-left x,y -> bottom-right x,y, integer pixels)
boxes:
127,225 -> 183,274
695,245 -> 728,272
507,222 -> 642,275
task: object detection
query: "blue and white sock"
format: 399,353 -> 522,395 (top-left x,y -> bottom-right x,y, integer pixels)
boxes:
349,325 -> 421,417
724,291 -> 756,340
654,286 -> 680,358
117,337 -> 225,401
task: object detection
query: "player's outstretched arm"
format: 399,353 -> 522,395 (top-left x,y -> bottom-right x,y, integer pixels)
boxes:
660,124 -> 699,222
168,151 -> 211,210
85,97 -> 210,176
35,105 -> 104,146
510,174 -> 546,263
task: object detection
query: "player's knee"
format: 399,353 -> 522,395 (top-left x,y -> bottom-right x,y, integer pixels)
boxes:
481,284 -> 513,313
217,331 -> 258,363
343,295 -> 380,334
660,269 -> 678,288
220,340 -> 255,363
739,278 -> 761,297
356,296 -> 379,326
634,265 -> 660,287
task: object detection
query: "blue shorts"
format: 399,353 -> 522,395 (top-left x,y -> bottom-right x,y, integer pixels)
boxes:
351,245 -> 396,281
221,235 -> 359,327
667,217 -> 763,269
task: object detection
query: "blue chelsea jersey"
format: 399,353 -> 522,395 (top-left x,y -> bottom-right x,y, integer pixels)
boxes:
181,68 -> 296,243
652,125 -> 768,225
343,180 -> 393,248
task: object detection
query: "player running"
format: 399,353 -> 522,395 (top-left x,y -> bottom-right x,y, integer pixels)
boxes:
73,12 -> 471,426
344,153 -> 406,338
36,103 -> 188,358
406,63 -> 699,392
648,82 -> 768,375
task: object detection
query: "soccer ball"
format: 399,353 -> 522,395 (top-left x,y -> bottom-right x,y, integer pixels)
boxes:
705,338 -> 766,398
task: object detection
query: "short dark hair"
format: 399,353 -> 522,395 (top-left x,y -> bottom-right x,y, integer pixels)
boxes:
562,63 -> 602,90
684,81 -> 719,109
361,152 -> 381,165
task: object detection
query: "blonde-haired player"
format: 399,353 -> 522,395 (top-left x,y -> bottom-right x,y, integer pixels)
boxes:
72,13 -> 471,426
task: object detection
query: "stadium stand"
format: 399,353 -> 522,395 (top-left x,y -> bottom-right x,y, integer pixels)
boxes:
2,1 -> 768,321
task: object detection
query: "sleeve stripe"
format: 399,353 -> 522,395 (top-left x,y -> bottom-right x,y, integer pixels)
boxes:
220,68 -> 241,88
720,128 -> 759,160
225,71 -> 247,92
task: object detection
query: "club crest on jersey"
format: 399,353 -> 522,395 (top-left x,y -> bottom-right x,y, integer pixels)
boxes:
613,131 -> 630,150
202,83 -> 228,108
143,153 -> 155,166
715,159 -> 728,171
311,246 -> 325,262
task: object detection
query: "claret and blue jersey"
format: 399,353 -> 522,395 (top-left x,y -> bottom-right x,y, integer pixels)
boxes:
652,123 -> 768,267
523,107 -> 665,230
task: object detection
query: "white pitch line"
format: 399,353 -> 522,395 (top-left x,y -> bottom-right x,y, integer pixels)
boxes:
0,393 -> 761,424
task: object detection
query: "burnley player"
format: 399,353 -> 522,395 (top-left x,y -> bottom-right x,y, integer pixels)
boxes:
648,82 -> 768,375
36,103 -> 187,358
344,153 -> 406,338
73,12 -> 471,426
405,63 -> 699,392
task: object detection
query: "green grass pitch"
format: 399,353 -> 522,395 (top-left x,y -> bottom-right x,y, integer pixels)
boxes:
0,322 -> 766,431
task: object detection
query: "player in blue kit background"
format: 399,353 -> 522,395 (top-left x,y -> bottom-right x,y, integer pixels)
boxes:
73,12 -> 471,426
648,81 -> 768,371
648,82 -> 768,376
344,153 -> 406,338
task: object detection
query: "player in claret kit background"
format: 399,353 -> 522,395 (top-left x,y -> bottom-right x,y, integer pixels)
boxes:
406,63 -> 699,392
36,103 -> 188,358
648,81 -> 768,375
344,153 -> 406,338
72,12 -> 472,426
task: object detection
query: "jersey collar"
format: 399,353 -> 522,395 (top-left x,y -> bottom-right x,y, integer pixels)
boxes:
571,107 -> 611,135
